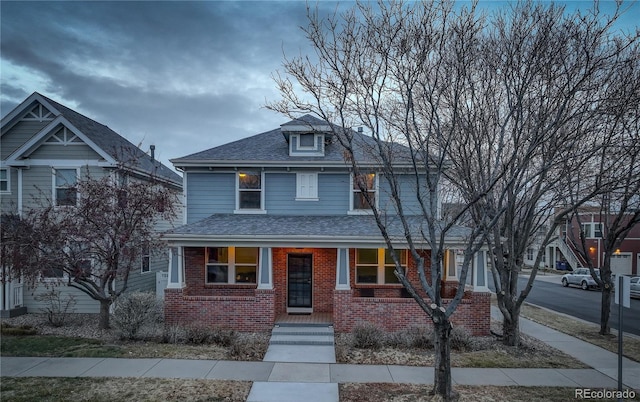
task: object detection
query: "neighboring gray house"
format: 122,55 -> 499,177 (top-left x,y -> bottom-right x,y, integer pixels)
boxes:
163,115 -> 491,335
0,92 -> 182,317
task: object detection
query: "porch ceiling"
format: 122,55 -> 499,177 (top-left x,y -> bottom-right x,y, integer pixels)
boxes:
164,214 -> 472,247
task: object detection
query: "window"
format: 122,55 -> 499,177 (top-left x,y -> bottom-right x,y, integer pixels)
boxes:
0,168 -> 8,192
526,248 -> 534,260
54,168 -> 78,206
141,243 -> 150,273
296,173 -> 318,200
580,223 -> 603,238
352,173 -> 376,211
299,133 -> 315,148
206,247 -> 258,284
237,171 -> 262,210
356,248 -> 407,284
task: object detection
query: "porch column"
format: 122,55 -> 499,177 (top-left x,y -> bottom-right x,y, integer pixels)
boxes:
257,247 -> 273,290
473,250 -> 489,292
167,247 -> 184,289
335,248 -> 350,290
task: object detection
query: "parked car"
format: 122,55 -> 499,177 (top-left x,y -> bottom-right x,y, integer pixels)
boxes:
561,268 -> 600,290
630,277 -> 640,298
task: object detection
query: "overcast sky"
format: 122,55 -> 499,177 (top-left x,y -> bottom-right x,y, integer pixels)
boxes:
1,1 -> 638,172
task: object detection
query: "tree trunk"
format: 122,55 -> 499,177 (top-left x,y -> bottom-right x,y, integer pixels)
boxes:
432,318 -> 457,401
502,307 -> 521,347
99,299 -> 111,330
600,285 -> 612,335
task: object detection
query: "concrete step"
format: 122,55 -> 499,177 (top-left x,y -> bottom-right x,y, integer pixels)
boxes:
269,334 -> 335,346
271,326 -> 334,336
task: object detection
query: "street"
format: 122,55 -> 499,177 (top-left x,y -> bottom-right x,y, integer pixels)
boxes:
489,274 -> 640,336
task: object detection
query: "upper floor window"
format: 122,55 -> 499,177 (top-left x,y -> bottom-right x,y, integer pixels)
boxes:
351,173 -> 376,212
299,133 -> 315,148
53,168 -> 78,206
0,168 -> 8,192
289,133 -> 325,156
296,173 -> 318,201
580,223 -> 603,238
141,243 -> 150,273
237,171 -> 263,212
356,248 -> 407,284
206,246 -> 258,284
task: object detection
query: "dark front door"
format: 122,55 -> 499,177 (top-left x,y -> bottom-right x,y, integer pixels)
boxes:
287,254 -> 312,311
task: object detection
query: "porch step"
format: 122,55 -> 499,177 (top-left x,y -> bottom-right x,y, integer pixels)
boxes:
269,325 -> 334,346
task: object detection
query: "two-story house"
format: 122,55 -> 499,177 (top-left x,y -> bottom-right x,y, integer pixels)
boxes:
163,115 -> 491,335
0,92 -> 182,317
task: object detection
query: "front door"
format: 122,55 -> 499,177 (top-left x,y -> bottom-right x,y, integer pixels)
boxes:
287,254 -> 313,312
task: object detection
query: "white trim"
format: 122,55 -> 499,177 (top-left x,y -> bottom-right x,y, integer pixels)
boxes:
1,93 -> 61,133
17,168 -> 23,216
235,170 -> 266,213
9,159 -> 112,167
336,248 -> 351,290
281,123 -> 332,132
52,167 -> 80,207
0,167 -> 10,194
348,173 -> 378,214
289,133 -> 325,157
257,247 -> 273,290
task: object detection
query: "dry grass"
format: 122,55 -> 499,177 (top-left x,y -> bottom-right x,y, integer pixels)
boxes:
339,383 -> 634,402
520,303 -> 640,362
0,377 -> 251,402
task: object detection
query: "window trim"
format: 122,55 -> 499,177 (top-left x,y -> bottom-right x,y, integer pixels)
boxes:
141,243 -> 151,274
234,171 -> 266,214
205,246 -> 259,285
0,167 -> 9,193
349,173 -> 378,214
295,172 -> 319,201
355,248 -> 407,285
52,167 -> 79,207
290,133 -> 325,156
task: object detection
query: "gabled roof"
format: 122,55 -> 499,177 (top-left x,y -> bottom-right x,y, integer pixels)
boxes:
171,114 -> 414,168
1,92 -> 181,186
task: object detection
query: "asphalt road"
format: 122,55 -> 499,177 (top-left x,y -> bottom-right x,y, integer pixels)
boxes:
489,275 -> 640,336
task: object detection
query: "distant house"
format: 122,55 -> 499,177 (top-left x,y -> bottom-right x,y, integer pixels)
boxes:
0,92 -> 182,317
163,115 -> 491,334
545,209 -> 639,276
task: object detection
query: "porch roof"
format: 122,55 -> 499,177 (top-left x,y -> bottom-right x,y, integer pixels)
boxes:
163,214 -> 472,248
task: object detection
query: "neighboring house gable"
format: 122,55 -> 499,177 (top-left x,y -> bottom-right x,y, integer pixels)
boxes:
0,92 -> 183,316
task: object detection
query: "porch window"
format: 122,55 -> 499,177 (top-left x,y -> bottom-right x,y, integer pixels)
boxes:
53,168 -> 78,206
237,171 -> 263,210
356,248 -> 406,284
206,247 -> 258,284
351,173 -> 376,211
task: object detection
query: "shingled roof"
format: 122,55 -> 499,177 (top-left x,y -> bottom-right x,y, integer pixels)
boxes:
36,94 -> 181,186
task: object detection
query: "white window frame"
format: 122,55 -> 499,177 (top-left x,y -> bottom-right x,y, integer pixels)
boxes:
289,133 -> 325,156
234,171 -> 266,214
295,172 -> 319,201
355,248 -> 407,285
52,167 -> 79,207
0,168 -> 9,193
141,243 -> 151,274
349,173 -> 378,214
205,246 -> 259,285
580,222 -> 603,239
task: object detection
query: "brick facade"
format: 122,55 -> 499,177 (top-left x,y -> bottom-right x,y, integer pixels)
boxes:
165,246 -> 490,335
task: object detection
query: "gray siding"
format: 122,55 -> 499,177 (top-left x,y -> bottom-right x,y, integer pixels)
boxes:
1,120 -> 49,159
265,172 -> 349,215
23,284 -> 100,314
186,172 -> 235,223
0,167 -> 19,214
29,144 -> 102,160
378,174 -> 430,216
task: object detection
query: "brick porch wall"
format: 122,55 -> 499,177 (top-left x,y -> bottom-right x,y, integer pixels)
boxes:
333,290 -> 491,336
164,287 -> 275,332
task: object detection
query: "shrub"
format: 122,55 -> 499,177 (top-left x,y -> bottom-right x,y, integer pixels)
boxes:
184,323 -> 214,344
450,326 -> 473,351
352,322 -> 383,350
162,323 -> 186,344
210,327 -> 237,347
404,326 -> 434,349
112,291 -> 160,340
35,289 -> 77,327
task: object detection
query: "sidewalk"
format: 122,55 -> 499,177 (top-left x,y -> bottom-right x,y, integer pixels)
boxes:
1,313 -> 639,402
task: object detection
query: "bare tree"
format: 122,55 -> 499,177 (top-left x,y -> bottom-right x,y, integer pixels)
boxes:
2,166 -> 179,329
566,46 -> 640,334
269,1 -> 500,399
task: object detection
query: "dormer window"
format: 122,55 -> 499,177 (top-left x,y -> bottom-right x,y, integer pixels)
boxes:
289,133 -> 325,156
